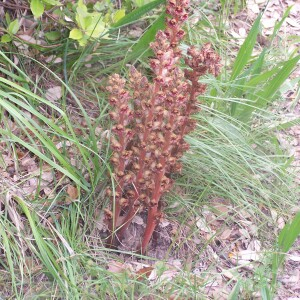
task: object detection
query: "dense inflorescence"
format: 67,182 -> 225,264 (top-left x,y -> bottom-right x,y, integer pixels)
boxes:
105,0 -> 221,253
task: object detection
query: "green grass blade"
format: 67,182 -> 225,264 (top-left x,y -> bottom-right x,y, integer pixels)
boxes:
130,13 -> 166,59
15,196 -> 68,290
0,129 -> 87,190
112,0 -> 165,28
258,55 -> 300,102
273,117 -> 300,130
0,226 -> 17,296
272,212 -> 300,287
237,55 -> 300,121
0,67 -> 28,83
247,64 -> 281,88
230,13 -> 262,80
228,281 -> 240,300
269,6 -> 292,43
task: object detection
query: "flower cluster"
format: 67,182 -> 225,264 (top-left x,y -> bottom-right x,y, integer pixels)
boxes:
105,0 -> 221,253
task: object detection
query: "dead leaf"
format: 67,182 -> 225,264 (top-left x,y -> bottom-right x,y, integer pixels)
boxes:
107,261 -> 126,273
220,228 -> 232,240
17,34 -> 38,44
288,254 -> 300,262
196,218 -> 210,233
277,216 -> 285,229
249,3 -> 260,14
286,18 -> 300,28
66,185 -> 79,200
56,140 -> 73,149
136,267 -> 154,280
262,17 -> 276,29
45,86 -> 62,102
247,240 -> 261,252
132,215 -> 144,225
236,250 -> 261,261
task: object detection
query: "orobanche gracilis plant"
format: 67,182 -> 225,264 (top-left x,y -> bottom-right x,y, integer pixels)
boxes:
105,0 -> 221,253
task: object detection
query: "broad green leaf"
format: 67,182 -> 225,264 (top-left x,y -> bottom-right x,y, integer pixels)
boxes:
77,0 -> 87,11
78,36 -> 89,46
230,13 -> 262,80
1,34 -> 12,43
45,31 -> 61,41
30,0 -> 44,18
5,12 -> 11,24
86,17 -> 106,38
76,7 -> 88,29
69,28 -> 84,40
8,19 -> 20,35
42,0 -> 61,5
112,0 -> 165,28
133,0 -> 145,7
113,9 -> 125,23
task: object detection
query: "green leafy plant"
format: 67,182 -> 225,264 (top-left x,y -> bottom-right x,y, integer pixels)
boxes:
30,0 -> 62,18
69,0 -> 112,46
0,14 -> 20,43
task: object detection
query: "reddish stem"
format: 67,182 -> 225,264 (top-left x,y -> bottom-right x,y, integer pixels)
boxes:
140,205 -> 159,254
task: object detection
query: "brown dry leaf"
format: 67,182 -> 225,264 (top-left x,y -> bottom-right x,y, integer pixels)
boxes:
66,185 -> 79,200
160,269 -> 179,282
247,1 -> 260,14
56,140 -> 73,149
40,171 -> 53,182
220,228 -> 232,240
222,269 -> 237,280
44,187 -> 53,196
196,218 -> 211,233
107,261 -> 126,273
287,254 -> 300,262
136,267 -> 154,281
21,156 -> 36,168
45,86 -> 62,102
247,240 -> 261,252
286,18 -> 300,28
5,193 -> 24,232
45,55 -> 63,64
277,216 -> 285,230
235,250 -> 261,261
132,215 -> 144,225
262,17 -> 276,29
17,34 -> 38,43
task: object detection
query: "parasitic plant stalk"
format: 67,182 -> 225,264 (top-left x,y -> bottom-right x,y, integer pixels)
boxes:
105,0 -> 221,253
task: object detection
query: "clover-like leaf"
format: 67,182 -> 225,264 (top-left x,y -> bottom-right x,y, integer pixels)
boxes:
30,0 -> 44,18
8,19 -> 20,35
69,28 -> 84,40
